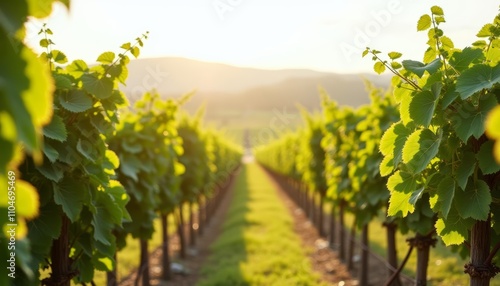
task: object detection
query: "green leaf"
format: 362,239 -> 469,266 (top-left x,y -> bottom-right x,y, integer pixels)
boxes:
119,153 -> 141,181
40,38 -> 49,48
477,141 -> 500,174
440,36 -> 454,49
402,128 -> 441,173
1,42 -> 53,153
75,255 -> 94,282
107,180 -> 131,222
0,0 -> 28,36
434,16 -> 445,24
402,59 -> 442,78
90,113 -> 113,135
104,150 -> 120,170
43,115 -> 67,142
391,62 -> 402,69
452,95 -> 498,142
120,42 -> 131,50
435,207 -> 474,246
16,180 -> 39,220
486,106 -> 500,139
92,255 -> 114,272
456,64 -> 500,99
388,52 -> 402,60
96,52 -> 115,64
66,59 -> 88,79
83,163 -> 109,187
53,178 -> 88,222
387,171 -> 418,216
455,151 -> 476,190
59,90 -> 93,113
441,87 -> 459,109
436,176 -> 455,218
51,50 -> 68,64
374,62 -> 386,74
92,192 -> 123,245
455,180 -> 491,220
77,138 -> 99,163
409,90 -> 438,127
121,140 -> 143,154
430,6 -> 444,16
380,155 -> 395,177
380,122 -> 411,168
28,203 -> 62,252
53,74 -> 73,89
449,47 -> 484,72
409,187 -> 424,205
486,47 -> 500,65
27,0 -> 56,18
423,47 -> 437,63
477,24 -> 493,38
81,74 -> 113,99
417,14 -> 432,31
472,40 -> 488,48
36,160 -> 64,182
131,46 -> 140,58
399,90 -> 412,125
94,236 -> 117,259
117,64 -> 128,84
43,141 -> 59,163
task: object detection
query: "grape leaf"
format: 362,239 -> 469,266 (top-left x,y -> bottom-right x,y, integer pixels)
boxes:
430,6 -> 444,16
452,95 -> 497,142
417,14 -> 432,31
436,207 -> 474,246
53,178 -> 88,222
477,141 -> 500,174
402,59 -> 442,78
66,59 -> 88,79
43,141 -> 59,163
449,47 -> 484,72
402,128 -> 441,173
455,180 -> 491,220
456,64 -> 500,99
409,90 -> 438,127
43,115 -> 67,142
455,151 -> 476,190
96,52 -> 115,64
59,90 -> 93,113
81,74 -> 113,99
436,176 -> 455,218
387,170 -> 418,216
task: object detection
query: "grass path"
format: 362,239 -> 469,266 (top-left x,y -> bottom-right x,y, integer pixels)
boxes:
197,163 -> 326,286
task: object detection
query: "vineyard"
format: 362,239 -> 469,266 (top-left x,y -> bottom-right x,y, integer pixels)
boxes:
1,1 -> 500,286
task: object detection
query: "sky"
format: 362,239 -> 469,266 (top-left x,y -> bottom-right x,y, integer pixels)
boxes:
26,0 -> 499,73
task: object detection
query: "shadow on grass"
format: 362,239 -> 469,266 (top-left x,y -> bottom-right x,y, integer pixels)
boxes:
197,165 -> 251,286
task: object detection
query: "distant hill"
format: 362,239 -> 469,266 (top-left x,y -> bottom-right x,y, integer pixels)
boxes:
122,57 -> 391,116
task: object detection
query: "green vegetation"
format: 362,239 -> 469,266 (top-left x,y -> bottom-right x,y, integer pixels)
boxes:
256,6 -> 500,286
198,163 -> 326,286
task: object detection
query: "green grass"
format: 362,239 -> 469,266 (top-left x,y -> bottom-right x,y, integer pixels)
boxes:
197,163 -> 326,286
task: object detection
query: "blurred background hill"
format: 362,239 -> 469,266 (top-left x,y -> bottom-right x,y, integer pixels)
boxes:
122,57 -> 391,145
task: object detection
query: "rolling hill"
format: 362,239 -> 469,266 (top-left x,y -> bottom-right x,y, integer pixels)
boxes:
122,57 -> 391,114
